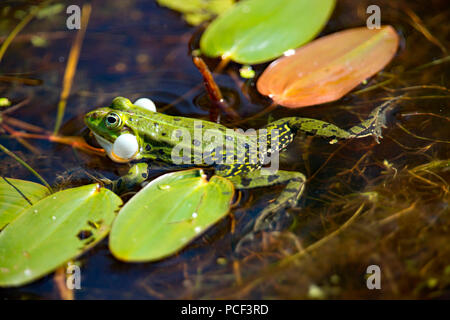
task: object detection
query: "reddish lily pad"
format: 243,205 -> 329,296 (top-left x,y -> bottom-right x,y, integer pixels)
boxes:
257,26 -> 400,108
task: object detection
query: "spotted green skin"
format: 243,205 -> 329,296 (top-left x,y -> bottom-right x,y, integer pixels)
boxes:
85,97 -> 392,231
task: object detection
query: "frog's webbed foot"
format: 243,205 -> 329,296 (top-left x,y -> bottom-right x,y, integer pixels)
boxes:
346,98 -> 398,143
253,174 -> 305,232
228,170 -> 306,251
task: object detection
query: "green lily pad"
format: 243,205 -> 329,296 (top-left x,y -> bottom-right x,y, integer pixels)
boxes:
0,184 -> 122,287
200,0 -> 335,64
157,0 -> 235,26
109,169 -> 234,262
0,178 -> 50,230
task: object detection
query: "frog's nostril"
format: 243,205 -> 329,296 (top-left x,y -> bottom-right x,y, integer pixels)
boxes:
86,111 -> 101,120
85,112 -> 93,118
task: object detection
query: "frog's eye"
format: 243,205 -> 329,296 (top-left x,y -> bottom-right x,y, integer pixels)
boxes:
105,112 -> 122,129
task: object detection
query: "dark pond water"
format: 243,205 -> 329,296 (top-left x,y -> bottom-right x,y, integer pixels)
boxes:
0,0 -> 448,299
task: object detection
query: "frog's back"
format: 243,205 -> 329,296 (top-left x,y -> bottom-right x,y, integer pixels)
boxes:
128,109 -> 258,168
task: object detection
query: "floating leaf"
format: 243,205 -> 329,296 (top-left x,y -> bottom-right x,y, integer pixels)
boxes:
239,65 -> 255,79
257,26 -> 400,108
0,178 -> 50,230
36,3 -> 64,19
30,35 -> 48,47
0,97 -> 11,108
0,184 -> 122,287
110,169 -> 234,262
157,0 -> 235,26
200,0 -> 335,64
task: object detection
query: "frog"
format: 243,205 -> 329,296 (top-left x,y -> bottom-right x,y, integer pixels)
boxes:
84,96 -> 394,232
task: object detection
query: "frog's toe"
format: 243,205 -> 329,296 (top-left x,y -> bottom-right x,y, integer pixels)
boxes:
255,206 -> 294,231
234,211 -> 293,254
234,233 -> 255,254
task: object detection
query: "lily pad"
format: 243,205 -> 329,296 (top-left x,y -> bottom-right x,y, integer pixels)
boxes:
0,184 -> 122,287
0,178 -> 50,230
257,26 -> 400,108
157,0 -> 235,26
200,0 -> 336,64
109,169 -> 234,262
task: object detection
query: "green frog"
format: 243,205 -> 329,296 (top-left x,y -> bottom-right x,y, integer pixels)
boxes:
85,97 -> 393,231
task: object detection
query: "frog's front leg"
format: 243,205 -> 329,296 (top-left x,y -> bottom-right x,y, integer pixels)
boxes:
112,162 -> 150,194
111,162 -> 196,194
227,169 -> 306,231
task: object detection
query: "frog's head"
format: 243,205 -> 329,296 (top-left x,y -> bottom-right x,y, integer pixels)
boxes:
85,99 -> 141,163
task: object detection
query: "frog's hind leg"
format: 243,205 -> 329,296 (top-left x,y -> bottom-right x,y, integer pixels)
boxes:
228,169 -> 306,232
266,98 -> 396,145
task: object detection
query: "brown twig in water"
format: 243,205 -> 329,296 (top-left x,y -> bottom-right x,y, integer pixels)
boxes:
409,55 -> 450,72
1,97 -> 32,115
405,8 -> 447,54
388,85 -> 450,93
396,123 -> 450,144
53,3 -> 92,134
0,75 -> 42,86
192,56 -> 239,121
400,112 -> 450,122
54,266 -> 74,300
233,260 -> 242,286
2,123 -> 104,156
2,115 -> 45,133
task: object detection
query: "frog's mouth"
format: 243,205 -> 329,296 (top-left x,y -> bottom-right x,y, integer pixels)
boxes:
93,132 -> 135,163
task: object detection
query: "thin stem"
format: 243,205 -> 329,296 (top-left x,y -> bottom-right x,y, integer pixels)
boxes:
192,56 -> 239,120
2,176 -> 32,205
279,203 -> 366,266
0,143 -> 52,192
396,123 -> 450,144
1,123 -> 104,156
0,3 -> 47,63
410,55 -> 450,72
53,3 -> 91,134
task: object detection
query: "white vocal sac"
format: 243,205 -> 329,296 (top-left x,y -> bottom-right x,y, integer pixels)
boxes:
112,133 -> 139,160
134,98 -> 156,112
